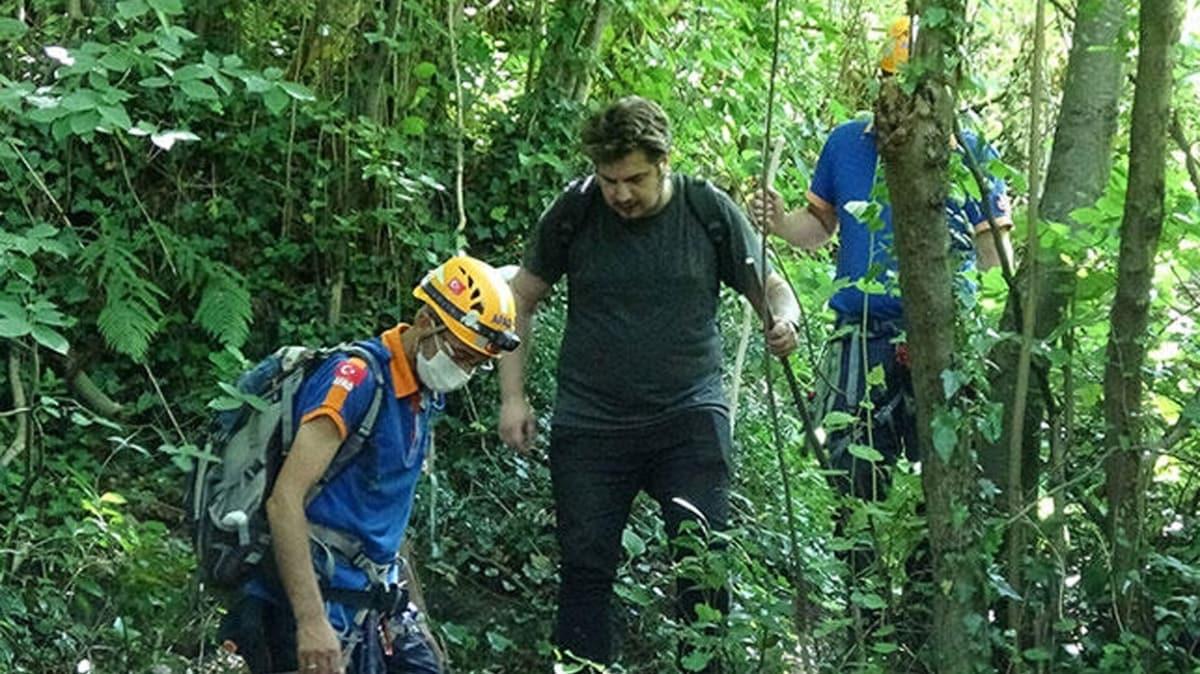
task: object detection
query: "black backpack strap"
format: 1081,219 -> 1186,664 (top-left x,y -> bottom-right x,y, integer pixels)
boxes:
681,175 -> 729,248
304,345 -> 386,506
555,175 -> 598,254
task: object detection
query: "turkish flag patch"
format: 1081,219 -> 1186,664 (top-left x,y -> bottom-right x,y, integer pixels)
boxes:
333,358 -> 368,391
447,278 -> 466,295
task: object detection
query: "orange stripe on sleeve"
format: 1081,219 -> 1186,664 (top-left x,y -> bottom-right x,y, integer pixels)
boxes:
300,408 -> 349,441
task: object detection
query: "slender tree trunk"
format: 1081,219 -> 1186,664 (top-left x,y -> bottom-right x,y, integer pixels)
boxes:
1102,0 -> 1182,643
2,350 -> 29,468
524,0 -> 545,96
533,0 -> 610,104
570,0 -> 612,103
874,4 -> 988,670
983,0 -> 1127,489
362,0 -> 402,124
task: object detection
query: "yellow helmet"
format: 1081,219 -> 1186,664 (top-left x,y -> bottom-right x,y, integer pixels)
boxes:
879,16 -> 912,75
412,255 -> 520,357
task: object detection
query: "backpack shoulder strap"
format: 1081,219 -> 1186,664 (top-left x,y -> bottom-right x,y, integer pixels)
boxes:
555,175 -> 599,251
681,175 -> 729,247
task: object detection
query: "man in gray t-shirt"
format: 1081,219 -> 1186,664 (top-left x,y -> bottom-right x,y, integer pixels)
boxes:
497,96 -> 800,670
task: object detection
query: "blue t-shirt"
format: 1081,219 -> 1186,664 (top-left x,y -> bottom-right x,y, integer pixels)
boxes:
249,327 -> 441,630
808,118 -> 1010,324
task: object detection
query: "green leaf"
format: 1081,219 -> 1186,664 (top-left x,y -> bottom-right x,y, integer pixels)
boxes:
262,86 -> 289,115
413,62 -> 437,80
216,382 -> 269,412
401,116 -> 426,136
924,6 -> 949,27
10,256 -> 35,281
485,630 -> 513,653
61,90 -> 99,111
621,529 -> 646,557
100,491 -> 127,505
116,0 -> 150,19
681,650 -> 712,672
851,591 -> 887,610
207,396 -> 245,412
31,325 -> 69,354
147,0 -> 183,15
279,81 -> 315,101
98,104 -> 132,130
0,18 -> 29,41
138,76 -> 170,88
174,63 -> 213,81
0,316 -> 33,338
822,410 -> 858,432
871,642 -> 899,654
242,75 -> 272,93
941,368 -> 965,399
99,51 -> 134,71
1022,647 -> 1052,662
865,364 -> 885,387
69,111 -> 101,135
180,79 -> 218,101
931,409 -> 958,463
847,443 -> 884,463
97,299 -> 159,362
0,299 -> 25,321
26,106 -> 69,124
194,274 -> 251,347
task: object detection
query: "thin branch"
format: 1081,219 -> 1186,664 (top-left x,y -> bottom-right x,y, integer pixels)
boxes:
448,0 -> 467,234
113,139 -> 177,275
2,350 -> 29,469
1170,111 -> 1200,198
142,363 -> 188,447
5,139 -> 73,230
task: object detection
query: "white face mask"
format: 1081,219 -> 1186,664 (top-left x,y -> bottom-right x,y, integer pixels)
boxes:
416,334 -> 473,393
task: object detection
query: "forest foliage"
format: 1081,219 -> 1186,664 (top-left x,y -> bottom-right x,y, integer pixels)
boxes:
1,0 -> 1199,672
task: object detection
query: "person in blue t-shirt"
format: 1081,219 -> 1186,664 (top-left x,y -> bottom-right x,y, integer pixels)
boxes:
218,255 -> 520,674
753,17 -> 1014,503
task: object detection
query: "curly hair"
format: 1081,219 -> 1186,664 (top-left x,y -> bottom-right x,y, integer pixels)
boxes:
581,96 -> 672,165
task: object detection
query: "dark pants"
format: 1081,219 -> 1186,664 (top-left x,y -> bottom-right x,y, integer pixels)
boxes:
218,594 -> 442,674
819,322 -> 930,650
819,325 -> 917,502
550,409 -> 732,666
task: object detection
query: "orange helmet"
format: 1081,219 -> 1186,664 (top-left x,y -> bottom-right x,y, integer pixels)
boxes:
879,16 -> 912,75
412,255 -> 520,357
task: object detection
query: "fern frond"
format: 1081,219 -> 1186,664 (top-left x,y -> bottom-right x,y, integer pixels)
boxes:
194,272 -> 252,348
87,228 -> 165,361
97,299 -> 159,361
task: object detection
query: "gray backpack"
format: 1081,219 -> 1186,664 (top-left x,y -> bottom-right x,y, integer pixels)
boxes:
188,344 -> 384,589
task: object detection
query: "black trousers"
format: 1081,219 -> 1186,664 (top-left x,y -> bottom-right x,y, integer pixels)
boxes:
218,593 -> 442,674
549,409 -> 732,666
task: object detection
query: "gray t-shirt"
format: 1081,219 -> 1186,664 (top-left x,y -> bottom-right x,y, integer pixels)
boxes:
523,173 -> 770,430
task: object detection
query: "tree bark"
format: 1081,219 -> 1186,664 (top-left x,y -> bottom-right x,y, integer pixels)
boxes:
1102,0 -> 1181,641
569,0 -> 612,103
983,0 -> 1127,489
361,0 -> 403,124
532,0 -> 610,105
2,350 -> 29,469
874,4 -> 989,670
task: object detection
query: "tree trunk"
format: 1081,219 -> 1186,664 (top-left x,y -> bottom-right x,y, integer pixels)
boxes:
569,0 -> 612,103
983,0 -> 1127,490
533,0 -> 610,105
1102,0 -> 1181,642
361,0 -> 403,124
874,4 -> 989,670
